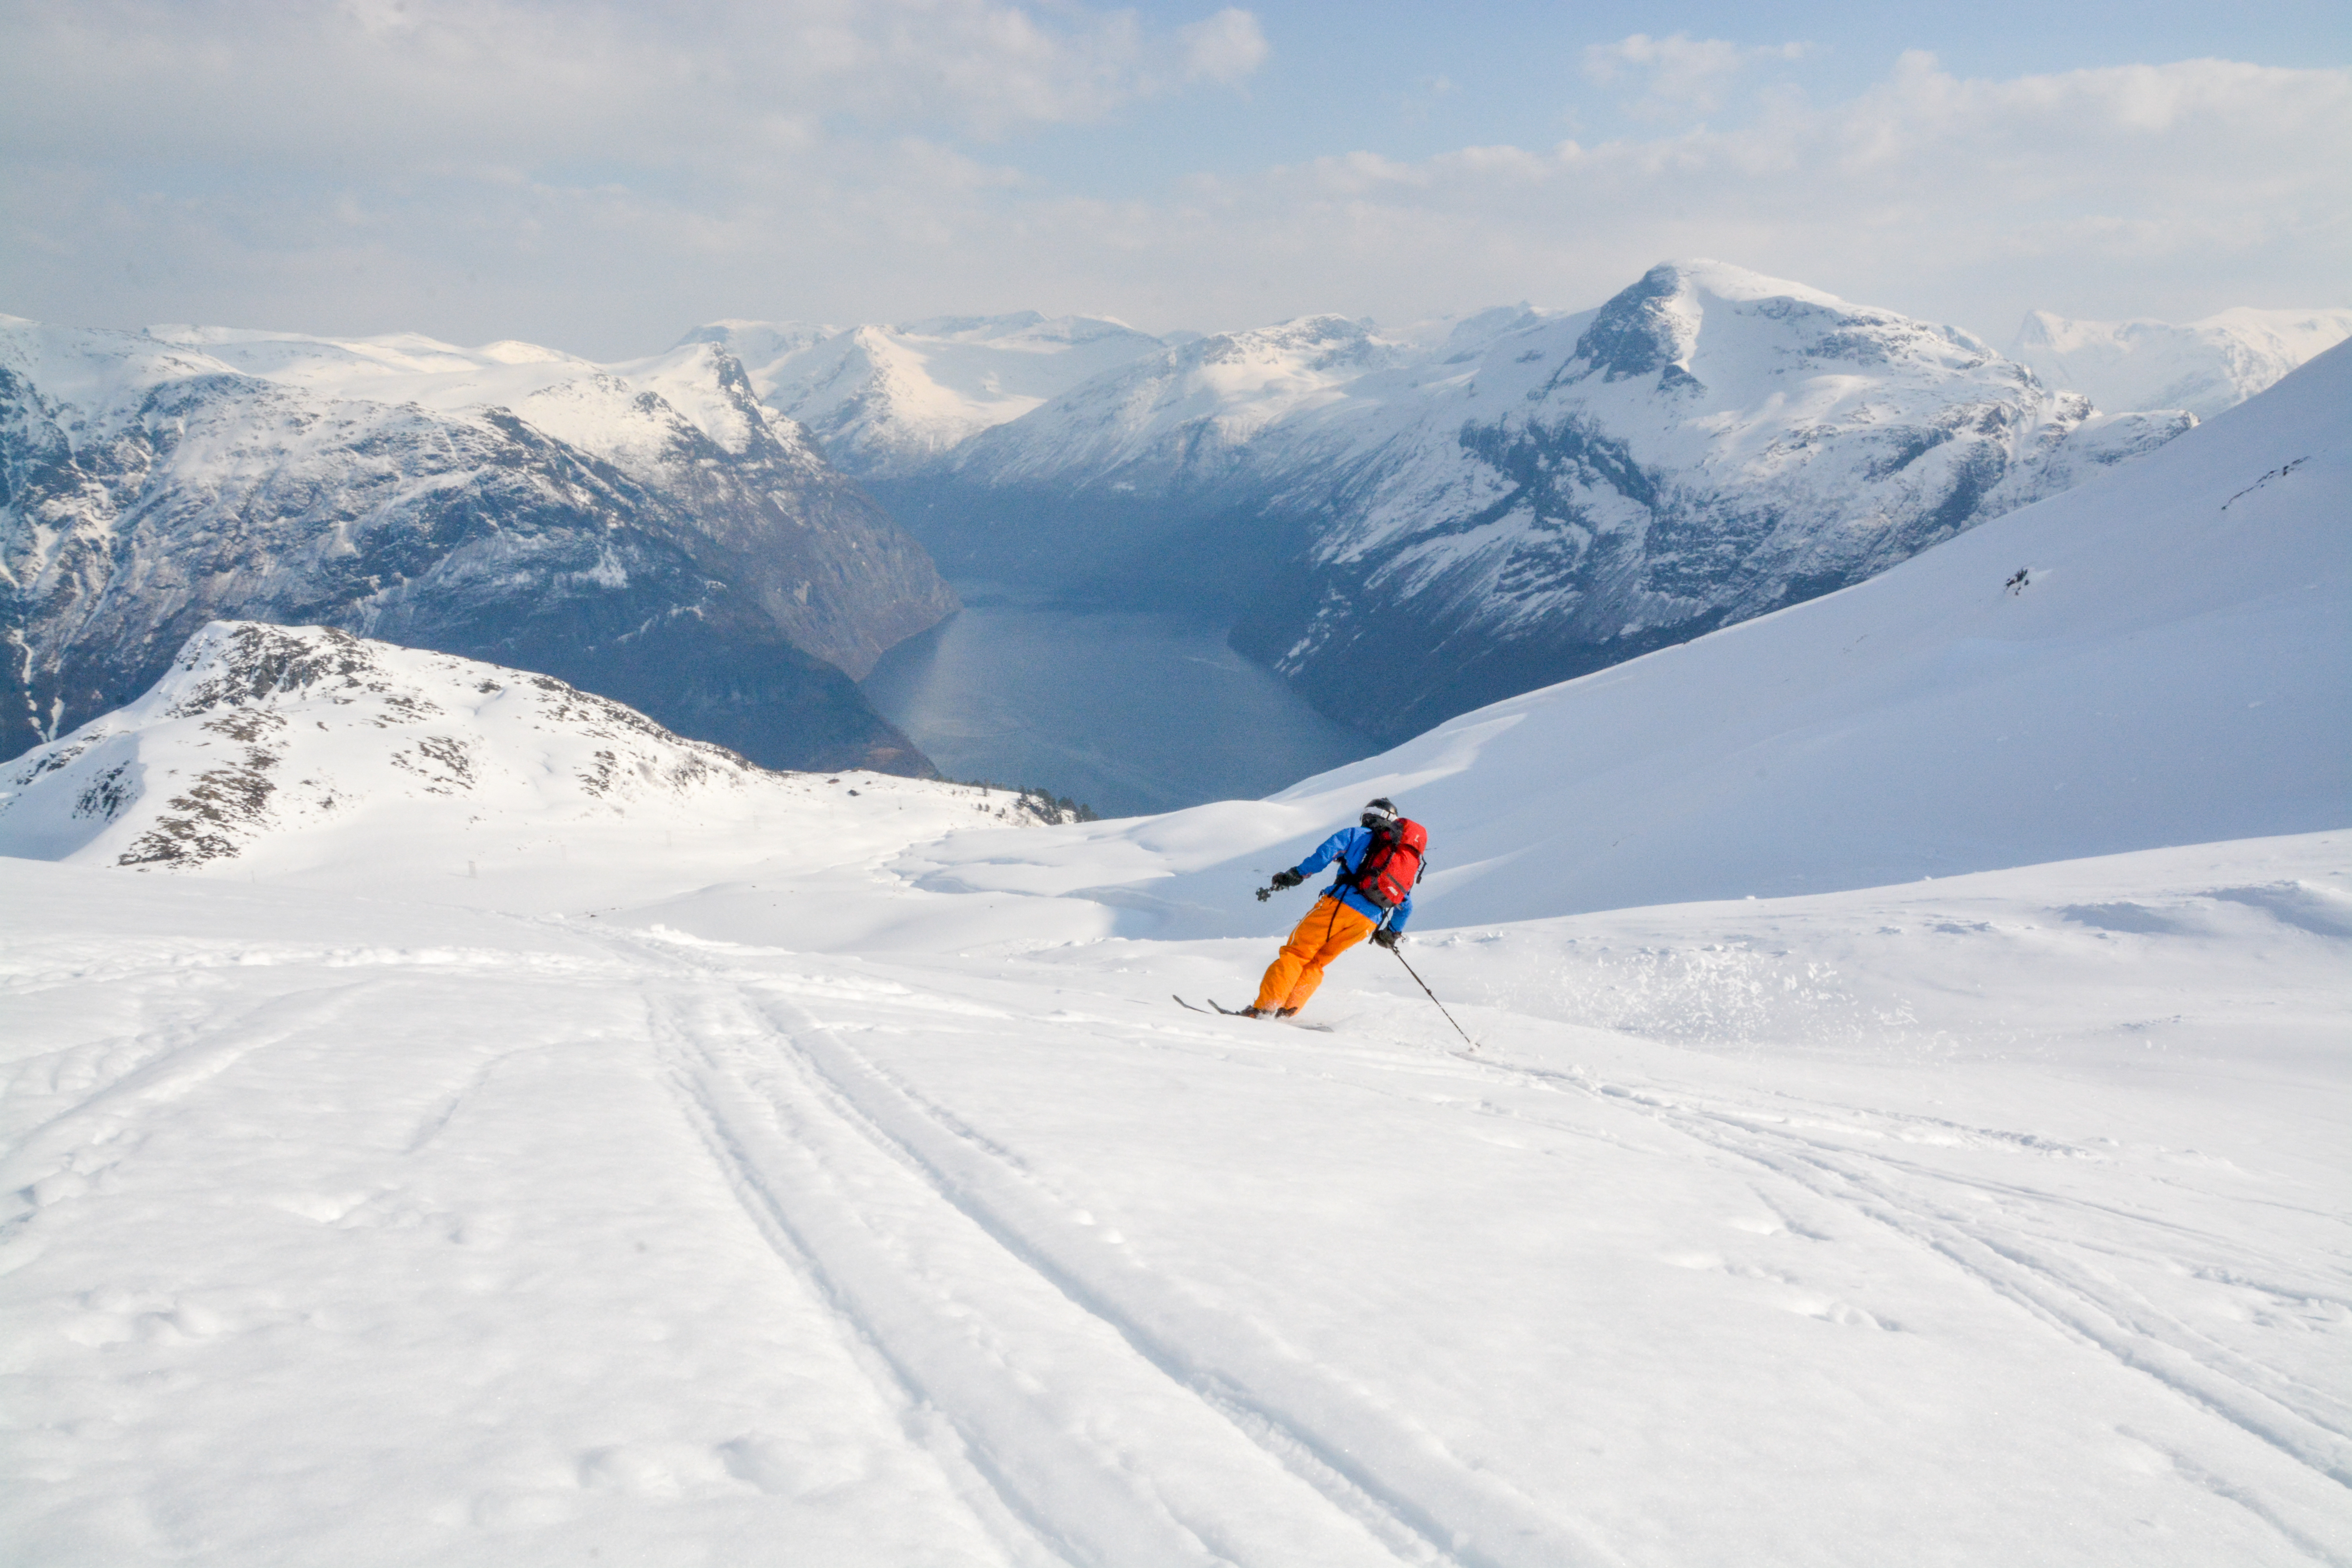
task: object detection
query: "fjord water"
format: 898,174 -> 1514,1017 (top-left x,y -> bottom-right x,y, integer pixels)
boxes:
860,586 -> 1376,816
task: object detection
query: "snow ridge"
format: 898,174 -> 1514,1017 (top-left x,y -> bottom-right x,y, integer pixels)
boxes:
2011,306 -> 2352,421
0,318 -> 956,772
0,623 -> 773,868
682,313 -> 1172,478
0,621 -> 1092,874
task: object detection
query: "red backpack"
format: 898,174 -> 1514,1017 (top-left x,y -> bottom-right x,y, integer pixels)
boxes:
1346,818 -> 1428,911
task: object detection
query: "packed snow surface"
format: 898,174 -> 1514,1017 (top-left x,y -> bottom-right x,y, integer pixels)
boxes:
4,811 -> 2346,1564
3,350 -> 2347,1563
2012,306 -> 2352,421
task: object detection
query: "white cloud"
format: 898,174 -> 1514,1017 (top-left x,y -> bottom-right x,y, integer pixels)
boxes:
0,0 -> 1271,163
1180,8 -> 1269,85
0,17 -> 2340,358
1582,32 -> 1810,116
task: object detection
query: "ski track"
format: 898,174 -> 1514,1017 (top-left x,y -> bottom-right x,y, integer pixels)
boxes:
610,919 -> 2352,1566
9,903 -> 2339,1564
624,927 -> 1621,1568
0,982 -> 380,1230
1423,1046 -> 2352,1564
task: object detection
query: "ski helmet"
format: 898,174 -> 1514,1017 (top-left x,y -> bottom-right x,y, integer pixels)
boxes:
1360,797 -> 1399,830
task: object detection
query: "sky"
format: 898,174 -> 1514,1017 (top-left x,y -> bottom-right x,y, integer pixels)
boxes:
2,0 -> 2346,358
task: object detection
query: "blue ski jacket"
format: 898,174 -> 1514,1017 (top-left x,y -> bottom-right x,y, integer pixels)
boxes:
1293,825 -> 1414,932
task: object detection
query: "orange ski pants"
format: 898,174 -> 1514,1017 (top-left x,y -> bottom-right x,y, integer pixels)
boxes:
1254,894 -> 1378,1013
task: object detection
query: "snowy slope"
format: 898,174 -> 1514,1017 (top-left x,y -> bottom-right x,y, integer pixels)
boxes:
914,338 -> 2350,926
683,313 -> 1171,477
0,622 -> 1069,877
899,264 -> 2194,739
4,757 -> 2347,1560
2012,305 -> 2352,420
0,316 -> 954,773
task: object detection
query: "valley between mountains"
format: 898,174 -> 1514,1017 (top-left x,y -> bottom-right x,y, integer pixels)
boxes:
14,261 -> 2343,804
0,336 -> 2344,1566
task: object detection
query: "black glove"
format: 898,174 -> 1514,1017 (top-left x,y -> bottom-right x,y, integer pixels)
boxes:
1372,928 -> 1402,949
1270,869 -> 1304,890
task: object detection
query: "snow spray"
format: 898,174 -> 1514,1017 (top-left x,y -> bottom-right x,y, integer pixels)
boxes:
1388,945 -> 1477,1052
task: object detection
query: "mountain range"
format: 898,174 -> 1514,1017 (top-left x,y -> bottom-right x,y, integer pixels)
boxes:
693,266 -> 2342,744
2009,306 -> 2352,421
0,319 -> 955,773
682,313 -> 1175,478
860,263 -> 2200,739
10,270 -> 2338,788
913,337 -> 2350,922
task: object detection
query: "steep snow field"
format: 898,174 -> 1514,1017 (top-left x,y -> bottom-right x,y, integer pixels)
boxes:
2,348 -> 2346,1565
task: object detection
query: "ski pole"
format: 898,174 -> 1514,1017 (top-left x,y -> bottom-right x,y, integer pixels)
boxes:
1387,943 -> 1477,1052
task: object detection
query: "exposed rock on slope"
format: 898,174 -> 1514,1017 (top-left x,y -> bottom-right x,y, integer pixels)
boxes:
0,621 -> 1073,869
0,319 -> 955,772
887,263 -> 2194,742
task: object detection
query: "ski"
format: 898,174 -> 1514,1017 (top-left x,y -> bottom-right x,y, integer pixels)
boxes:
1173,995 -> 1333,1032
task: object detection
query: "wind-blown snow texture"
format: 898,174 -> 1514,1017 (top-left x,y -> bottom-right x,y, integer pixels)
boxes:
882,263 -> 2200,740
2,332 -> 2346,1568
2012,306 -> 2352,421
0,317 -> 956,773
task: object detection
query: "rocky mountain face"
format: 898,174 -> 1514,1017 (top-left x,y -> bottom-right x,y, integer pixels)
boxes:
679,313 -> 1173,479
0,620 -> 1079,869
878,263 -> 2198,742
0,621 -> 775,867
2009,307 -> 2352,421
0,319 -> 956,773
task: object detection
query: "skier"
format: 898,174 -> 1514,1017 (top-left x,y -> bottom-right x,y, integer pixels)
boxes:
1238,797 -> 1427,1019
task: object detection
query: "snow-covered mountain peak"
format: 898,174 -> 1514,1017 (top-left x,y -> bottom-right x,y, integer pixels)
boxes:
19,317 -> 818,497
940,312 -> 1414,488
2011,305 -> 2352,419
902,260 -> 2200,740
0,622 -> 1037,874
0,623 -> 776,869
476,338 -> 577,366
675,318 -> 837,363
1558,259 -> 2002,398
686,311 -> 1176,477
0,321 -> 248,444
2,313 -> 958,767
